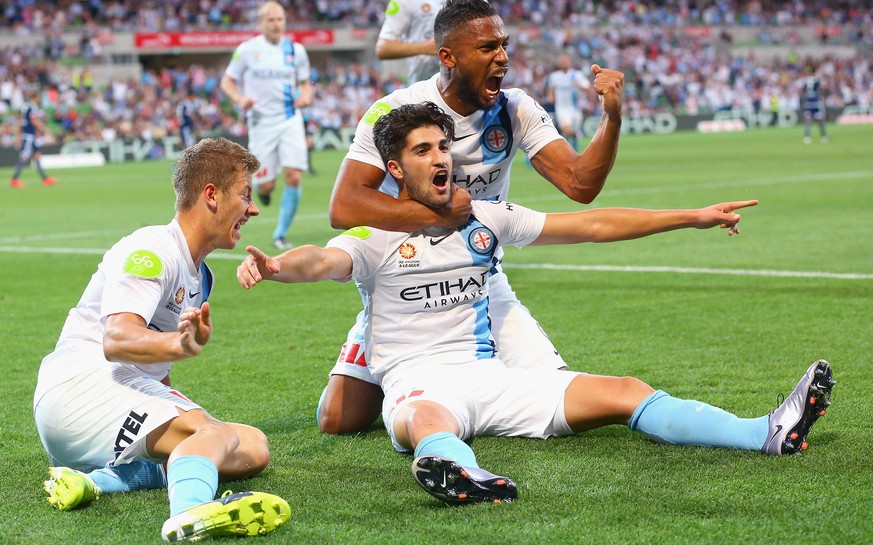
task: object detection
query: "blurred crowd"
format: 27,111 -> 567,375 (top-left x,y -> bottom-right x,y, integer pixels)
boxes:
1,0 -> 871,148
3,0 -> 872,33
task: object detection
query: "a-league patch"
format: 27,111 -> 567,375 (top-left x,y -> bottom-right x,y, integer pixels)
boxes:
467,227 -> 495,255
123,250 -> 163,279
483,125 -> 509,153
363,101 -> 392,125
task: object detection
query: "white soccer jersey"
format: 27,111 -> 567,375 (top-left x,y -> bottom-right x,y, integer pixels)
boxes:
34,220 -> 214,403
224,35 -> 311,123
378,0 -> 444,84
326,200 -> 545,389
547,68 -> 589,111
348,74 -> 563,201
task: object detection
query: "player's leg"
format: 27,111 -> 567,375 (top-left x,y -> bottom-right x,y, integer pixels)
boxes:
388,381 -> 516,505
817,109 -> 829,141
316,311 -> 384,435
32,149 -> 55,186
272,117 -> 307,249
248,125 -> 279,206
563,360 -> 834,455
803,110 -> 813,143
10,135 -> 33,187
318,375 -> 383,434
150,409 -> 288,541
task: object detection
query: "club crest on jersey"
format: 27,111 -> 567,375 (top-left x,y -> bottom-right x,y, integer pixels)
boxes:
483,125 -> 509,153
174,286 -> 185,305
467,227 -> 495,255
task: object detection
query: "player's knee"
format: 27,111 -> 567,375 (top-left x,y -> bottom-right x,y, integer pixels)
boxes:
618,376 -> 656,400
242,427 -> 271,473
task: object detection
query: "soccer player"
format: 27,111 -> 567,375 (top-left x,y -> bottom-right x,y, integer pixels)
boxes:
34,138 -> 290,541
375,0 -> 445,85
800,67 -> 828,144
320,0 -> 624,435
9,89 -> 56,189
177,87 -> 198,149
220,1 -> 313,250
237,102 -> 834,505
546,54 -> 591,151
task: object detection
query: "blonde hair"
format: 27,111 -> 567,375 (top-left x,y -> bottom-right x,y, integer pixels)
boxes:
172,138 -> 260,212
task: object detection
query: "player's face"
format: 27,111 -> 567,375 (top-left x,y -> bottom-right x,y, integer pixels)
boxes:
259,5 -> 286,44
394,126 -> 453,209
217,173 -> 260,250
447,15 -> 509,113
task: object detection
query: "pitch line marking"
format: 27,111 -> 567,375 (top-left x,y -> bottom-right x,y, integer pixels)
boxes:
2,246 -> 870,280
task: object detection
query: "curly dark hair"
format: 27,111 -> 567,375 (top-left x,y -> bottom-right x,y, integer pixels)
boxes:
434,0 -> 497,48
372,102 -> 456,166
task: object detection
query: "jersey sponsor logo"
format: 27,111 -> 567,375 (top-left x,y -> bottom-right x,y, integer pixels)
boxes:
341,226 -> 372,240
363,101 -> 392,125
467,227 -> 495,255
113,410 -> 148,460
483,125 -> 509,153
123,250 -> 163,279
452,167 -> 501,196
251,68 -> 296,80
400,271 -> 488,301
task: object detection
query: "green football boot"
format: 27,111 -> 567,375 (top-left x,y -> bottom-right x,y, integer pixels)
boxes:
44,467 -> 102,511
161,491 -> 291,542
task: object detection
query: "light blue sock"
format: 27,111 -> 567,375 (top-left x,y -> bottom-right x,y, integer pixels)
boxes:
414,431 -> 478,468
89,461 -> 167,493
628,390 -> 769,451
166,456 -> 218,516
272,185 -> 301,241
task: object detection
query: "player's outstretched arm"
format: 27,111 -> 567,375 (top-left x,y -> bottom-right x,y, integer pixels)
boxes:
530,64 -> 624,204
328,159 -> 472,231
531,200 -> 759,246
237,245 -> 353,288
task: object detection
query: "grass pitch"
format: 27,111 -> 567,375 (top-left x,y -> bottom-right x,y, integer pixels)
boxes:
1,124 -> 872,544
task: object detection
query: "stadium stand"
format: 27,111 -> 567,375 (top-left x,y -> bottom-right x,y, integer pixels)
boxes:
0,1 -> 870,155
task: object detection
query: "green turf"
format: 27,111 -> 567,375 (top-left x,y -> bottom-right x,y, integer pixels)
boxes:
1,124 -> 871,544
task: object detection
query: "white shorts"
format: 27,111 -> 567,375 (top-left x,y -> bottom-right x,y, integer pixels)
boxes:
248,114 -> 308,185
328,270 -> 568,383
554,107 -> 582,134
33,363 -> 201,471
382,359 -> 580,452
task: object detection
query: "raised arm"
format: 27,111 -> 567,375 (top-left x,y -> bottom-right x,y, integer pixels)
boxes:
529,64 -> 624,204
328,158 -> 472,231
531,201 -> 759,246
237,244 -> 353,288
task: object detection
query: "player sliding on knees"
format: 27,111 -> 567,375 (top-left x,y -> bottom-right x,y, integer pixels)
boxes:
237,103 -> 835,505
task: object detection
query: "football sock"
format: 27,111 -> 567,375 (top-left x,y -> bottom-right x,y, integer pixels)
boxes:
34,160 -> 48,179
89,461 -> 167,493
166,456 -> 218,516
273,185 -> 302,241
628,390 -> 769,451
11,161 -> 24,179
414,431 -> 478,468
